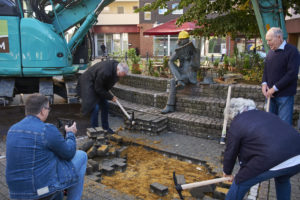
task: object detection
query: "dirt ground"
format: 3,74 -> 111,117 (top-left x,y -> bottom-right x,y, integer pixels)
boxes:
101,146 -> 214,200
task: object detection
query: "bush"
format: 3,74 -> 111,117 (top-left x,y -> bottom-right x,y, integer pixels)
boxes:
127,48 -> 141,65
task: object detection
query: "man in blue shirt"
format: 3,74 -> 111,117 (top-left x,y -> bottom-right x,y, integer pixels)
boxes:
6,93 -> 87,200
262,27 -> 300,125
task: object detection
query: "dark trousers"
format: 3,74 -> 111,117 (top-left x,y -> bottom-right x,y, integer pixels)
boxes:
91,98 -> 109,129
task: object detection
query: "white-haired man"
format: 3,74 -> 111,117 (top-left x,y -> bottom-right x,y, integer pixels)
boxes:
223,98 -> 300,200
262,27 -> 300,125
77,60 -> 129,133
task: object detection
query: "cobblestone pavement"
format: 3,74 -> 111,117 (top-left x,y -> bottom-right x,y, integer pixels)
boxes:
0,115 -> 300,199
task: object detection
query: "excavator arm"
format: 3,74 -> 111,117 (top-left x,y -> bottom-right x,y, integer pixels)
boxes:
251,0 -> 287,53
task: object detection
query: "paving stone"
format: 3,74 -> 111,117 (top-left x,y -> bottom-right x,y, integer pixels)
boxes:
78,139 -> 94,152
150,182 -> 168,197
100,166 -> 115,176
96,145 -> 108,156
86,163 -> 93,175
109,134 -> 123,143
175,174 -> 186,185
88,159 -> 99,172
86,128 -> 97,138
87,146 -> 97,158
189,184 -> 215,199
114,162 -> 127,172
213,186 -> 228,199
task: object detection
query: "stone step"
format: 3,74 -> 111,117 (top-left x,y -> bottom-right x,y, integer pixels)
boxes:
112,84 -> 269,119
120,74 -> 300,105
108,99 -> 225,139
119,73 -> 168,92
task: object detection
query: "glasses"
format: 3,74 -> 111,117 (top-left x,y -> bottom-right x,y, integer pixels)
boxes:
44,106 -> 51,111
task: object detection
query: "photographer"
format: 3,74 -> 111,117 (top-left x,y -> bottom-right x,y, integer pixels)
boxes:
6,93 -> 87,200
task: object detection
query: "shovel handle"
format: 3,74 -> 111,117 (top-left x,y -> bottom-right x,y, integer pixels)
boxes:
266,97 -> 270,112
181,177 -> 231,190
109,91 -> 131,120
220,85 -> 232,144
115,99 -> 131,120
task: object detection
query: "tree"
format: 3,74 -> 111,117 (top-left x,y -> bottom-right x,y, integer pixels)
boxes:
139,0 -> 300,39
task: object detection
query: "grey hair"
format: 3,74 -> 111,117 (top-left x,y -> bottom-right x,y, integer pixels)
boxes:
227,98 -> 256,119
267,27 -> 283,38
117,62 -> 129,74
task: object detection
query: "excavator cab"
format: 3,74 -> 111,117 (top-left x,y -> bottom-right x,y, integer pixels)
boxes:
0,0 -> 114,104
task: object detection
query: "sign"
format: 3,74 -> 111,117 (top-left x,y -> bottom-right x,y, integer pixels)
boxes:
0,20 -> 9,53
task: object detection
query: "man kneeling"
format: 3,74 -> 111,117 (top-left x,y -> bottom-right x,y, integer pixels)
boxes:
223,98 -> 300,200
6,93 -> 87,200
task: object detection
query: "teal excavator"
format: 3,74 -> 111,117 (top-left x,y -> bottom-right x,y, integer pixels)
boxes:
0,0 -> 114,104
0,0 -> 289,104
251,0 -> 288,54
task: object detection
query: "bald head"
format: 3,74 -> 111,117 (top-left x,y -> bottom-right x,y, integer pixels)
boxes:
266,27 -> 283,51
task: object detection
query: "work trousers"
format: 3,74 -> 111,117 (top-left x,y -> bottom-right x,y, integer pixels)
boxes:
226,164 -> 300,200
91,98 -> 109,129
269,96 -> 294,125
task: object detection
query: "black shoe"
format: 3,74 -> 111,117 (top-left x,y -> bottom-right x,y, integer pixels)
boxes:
105,128 -> 115,134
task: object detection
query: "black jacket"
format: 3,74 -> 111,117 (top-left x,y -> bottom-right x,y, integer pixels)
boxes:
77,60 -> 119,115
223,110 -> 300,184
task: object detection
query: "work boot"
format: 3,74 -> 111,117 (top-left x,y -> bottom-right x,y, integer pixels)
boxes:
105,128 -> 115,134
161,105 -> 175,114
176,80 -> 185,90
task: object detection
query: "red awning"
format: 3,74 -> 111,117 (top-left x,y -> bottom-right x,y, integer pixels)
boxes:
143,19 -> 200,36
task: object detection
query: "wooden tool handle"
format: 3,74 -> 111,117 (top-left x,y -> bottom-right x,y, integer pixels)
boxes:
181,177 -> 231,190
109,91 -> 131,120
115,99 -> 131,120
266,97 -> 270,112
220,85 -> 232,144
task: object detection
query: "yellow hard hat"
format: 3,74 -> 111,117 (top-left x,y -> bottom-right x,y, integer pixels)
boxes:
178,31 -> 189,39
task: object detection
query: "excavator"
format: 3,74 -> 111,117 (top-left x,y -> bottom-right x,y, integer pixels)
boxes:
0,0 -> 289,105
251,0 -> 287,53
0,0 -> 114,104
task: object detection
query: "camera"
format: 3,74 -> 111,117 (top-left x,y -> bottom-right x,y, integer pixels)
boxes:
57,118 -> 75,138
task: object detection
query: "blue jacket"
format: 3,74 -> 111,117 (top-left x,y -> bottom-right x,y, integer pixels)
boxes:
223,110 -> 300,184
6,115 -> 78,199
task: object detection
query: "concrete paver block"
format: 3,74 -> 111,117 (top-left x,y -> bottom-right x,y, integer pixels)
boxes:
87,128 -> 97,138
150,182 -> 168,196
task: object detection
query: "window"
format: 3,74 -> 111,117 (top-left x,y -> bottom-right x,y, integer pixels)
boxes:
117,6 -> 124,14
208,37 -> 226,54
172,3 -> 183,15
153,35 -> 177,56
144,3 -> 151,20
158,8 -> 167,15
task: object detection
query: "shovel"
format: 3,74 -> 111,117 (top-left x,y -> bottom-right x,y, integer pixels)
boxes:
173,172 -> 231,200
220,85 -> 232,144
109,91 -> 135,125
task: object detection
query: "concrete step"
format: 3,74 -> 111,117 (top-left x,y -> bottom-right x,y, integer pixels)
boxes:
119,73 -> 168,92
112,84 -> 269,119
108,99 -> 225,139
120,74 -> 300,105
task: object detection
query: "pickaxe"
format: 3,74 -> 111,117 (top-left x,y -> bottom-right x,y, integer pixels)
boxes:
173,171 -> 231,200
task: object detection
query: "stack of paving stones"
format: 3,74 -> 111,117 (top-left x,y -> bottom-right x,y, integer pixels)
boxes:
79,127 -> 128,182
111,74 -> 300,140
124,111 -> 168,135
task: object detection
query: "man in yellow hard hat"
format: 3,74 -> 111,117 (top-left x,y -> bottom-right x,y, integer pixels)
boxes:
161,30 -> 200,114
